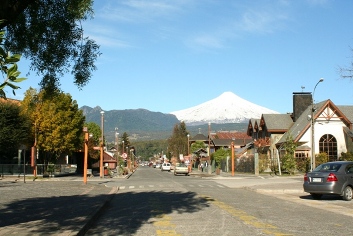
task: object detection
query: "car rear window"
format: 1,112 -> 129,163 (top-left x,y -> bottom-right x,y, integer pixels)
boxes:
176,163 -> 186,167
314,163 -> 342,172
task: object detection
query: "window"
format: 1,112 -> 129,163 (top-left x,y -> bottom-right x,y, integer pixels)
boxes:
315,163 -> 341,172
346,165 -> 353,174
319,134 -> 337,161
295,152 -> 306,158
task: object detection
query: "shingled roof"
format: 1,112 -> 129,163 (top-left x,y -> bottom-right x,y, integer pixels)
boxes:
278,99 -> 353,144
260,114 -> 293,132
191,133 -> 208,141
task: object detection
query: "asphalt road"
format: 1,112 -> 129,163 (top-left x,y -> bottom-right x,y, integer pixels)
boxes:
85,167 -> 353,236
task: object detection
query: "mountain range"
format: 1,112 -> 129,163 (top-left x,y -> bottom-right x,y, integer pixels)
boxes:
81,92 -> 278,141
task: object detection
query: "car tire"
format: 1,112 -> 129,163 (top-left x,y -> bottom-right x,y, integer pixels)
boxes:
310,193 -> 322,200
342,186 -> 353,201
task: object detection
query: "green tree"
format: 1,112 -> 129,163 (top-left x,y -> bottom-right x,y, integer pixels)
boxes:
316,152 -> 329,166
1,0 -> 100,92
0,27 -> 26,98
133,139 -> 168,161
21,89 -> 85,163
341,152 -> 353,161
167,122 -> 189,158
120,132 -> 131,153
0,100 -> 31,163
281,136 -> 297,174
190,141 -> 206,154
212,147 -> 230,169
84,122 -> 100,160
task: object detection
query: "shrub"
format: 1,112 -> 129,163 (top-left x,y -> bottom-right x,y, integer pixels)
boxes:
315,152 -> 328,166
341,152 -> 353,161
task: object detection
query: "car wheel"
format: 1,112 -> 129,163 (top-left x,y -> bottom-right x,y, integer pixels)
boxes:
343,186 -> 353,201
310,193 -> 322,200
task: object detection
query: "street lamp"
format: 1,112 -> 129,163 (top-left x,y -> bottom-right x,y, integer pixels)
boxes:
311,78 -> 324,171
187,134 -> 190,155
83,127 -> 92,184
100,110 -> 105,178
126,146 -> 129,169
115,127 -> 119,169
187,134 -> 190,172
208,122 -> 212,174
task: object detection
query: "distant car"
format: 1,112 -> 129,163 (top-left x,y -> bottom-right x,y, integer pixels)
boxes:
303,161 -> 353,201
155,163 -> 161,169
161,163 -> 171,171
174,163 -> 189,176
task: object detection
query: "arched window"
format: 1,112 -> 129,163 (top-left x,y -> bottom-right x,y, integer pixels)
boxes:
319,134 -> 337,161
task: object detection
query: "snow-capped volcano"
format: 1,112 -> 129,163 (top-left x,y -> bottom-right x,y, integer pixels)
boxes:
170,92 -> 278,125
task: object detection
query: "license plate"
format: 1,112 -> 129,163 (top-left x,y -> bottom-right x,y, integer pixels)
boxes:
312,177 -> 322,183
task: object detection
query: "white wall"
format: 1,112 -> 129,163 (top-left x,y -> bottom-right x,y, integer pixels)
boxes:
299,118 -> 347,158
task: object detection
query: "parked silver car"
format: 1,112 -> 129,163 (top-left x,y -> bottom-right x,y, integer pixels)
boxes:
303,161 -> 353,201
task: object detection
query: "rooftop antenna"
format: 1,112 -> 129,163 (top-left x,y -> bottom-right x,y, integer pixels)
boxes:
301,86 -> 305,92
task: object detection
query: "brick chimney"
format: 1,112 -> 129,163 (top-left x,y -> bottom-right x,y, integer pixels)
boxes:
293,92 -> 312,122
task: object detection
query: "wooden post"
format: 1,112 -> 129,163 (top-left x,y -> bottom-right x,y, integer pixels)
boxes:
231,142 -> 235,176
83,129 -> 88,184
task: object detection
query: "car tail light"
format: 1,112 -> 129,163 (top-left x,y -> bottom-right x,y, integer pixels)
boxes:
304,173 -> 309,182
326,173 -> 338,182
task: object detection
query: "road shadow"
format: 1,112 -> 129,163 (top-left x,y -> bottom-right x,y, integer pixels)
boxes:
87,191 -> 211,235
300,194 -> 344,201
0,181 -> 113,235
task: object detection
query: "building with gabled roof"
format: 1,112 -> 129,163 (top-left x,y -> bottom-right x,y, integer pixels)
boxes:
276,99 -> 353,161
247,92 -> 353,171
210,131 -> 252,150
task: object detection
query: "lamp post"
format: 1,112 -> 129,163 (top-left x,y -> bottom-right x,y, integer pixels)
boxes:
311,78 -> 324,171
187,134 -> 190,172
208,122 -> 212,174
126,146 -> 129,169
122,141 -> 125,155
31,122 -> 37,178
115,127 -> 119,169
231,142 -> 235,176
100,111 -> 105,178
83,127 -> 88,184
187,134 -> 190,155
130,149 -> 134,171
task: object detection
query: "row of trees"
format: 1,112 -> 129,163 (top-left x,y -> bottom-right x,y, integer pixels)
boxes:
0,88 -> 88,164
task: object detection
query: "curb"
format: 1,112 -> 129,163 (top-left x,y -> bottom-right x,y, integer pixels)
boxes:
244,186 -> 304,194
77,186 -> 119,236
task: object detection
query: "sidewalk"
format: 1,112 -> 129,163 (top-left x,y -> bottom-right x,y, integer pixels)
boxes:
189,169 -> 305,194
0,176 -> 118,236
0,170 -> 304,235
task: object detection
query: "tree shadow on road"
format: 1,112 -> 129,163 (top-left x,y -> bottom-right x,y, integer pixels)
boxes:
0,181 -> 115,235
87,191 -> 211,235
0,181 -> 212,235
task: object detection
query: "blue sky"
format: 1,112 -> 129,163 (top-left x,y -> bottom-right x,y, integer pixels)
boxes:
9,0 -> 353,114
